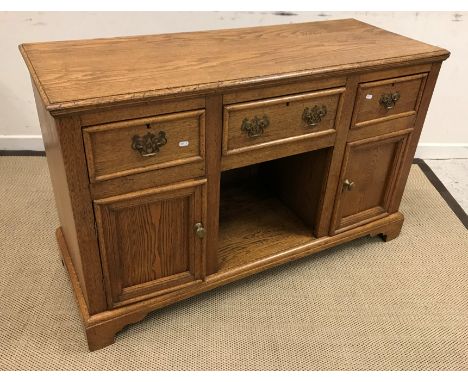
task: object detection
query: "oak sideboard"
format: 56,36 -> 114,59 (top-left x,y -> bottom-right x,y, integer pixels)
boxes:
20,19 -> 450,351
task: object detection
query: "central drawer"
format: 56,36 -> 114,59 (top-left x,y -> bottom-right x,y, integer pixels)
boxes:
222,88 -> 344,160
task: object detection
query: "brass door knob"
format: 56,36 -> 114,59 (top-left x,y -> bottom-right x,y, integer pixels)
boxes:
194,223 -> 206,239
343,179 -> 355,191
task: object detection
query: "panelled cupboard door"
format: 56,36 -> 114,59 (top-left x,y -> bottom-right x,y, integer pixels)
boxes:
94,179 -> 207,308
330,130 -> 411,234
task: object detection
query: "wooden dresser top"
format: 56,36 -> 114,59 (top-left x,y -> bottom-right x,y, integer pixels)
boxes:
20,18 -> 449,113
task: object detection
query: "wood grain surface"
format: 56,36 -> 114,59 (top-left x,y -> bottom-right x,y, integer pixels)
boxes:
32,83 -> 108,314
22,19 -> 449,351
83,109 -> 205,182
19,19 -> 449,112
223,88 -> 344,155
352,73 -> 427,126
218,179 -> 314,271
94,179 -> 206,308
264,149 -> 330,236
330,129 -> 412,233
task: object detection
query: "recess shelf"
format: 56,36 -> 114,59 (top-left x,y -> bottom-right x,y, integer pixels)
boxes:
217,181 -> 316,272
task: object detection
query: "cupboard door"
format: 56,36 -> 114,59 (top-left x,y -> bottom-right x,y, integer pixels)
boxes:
330,131 -> 411,234
94,179 -> 206,308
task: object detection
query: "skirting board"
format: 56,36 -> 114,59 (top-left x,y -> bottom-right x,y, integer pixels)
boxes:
0,136 -> 467,159
0,135 -> 44,151
415,143 -> 468,159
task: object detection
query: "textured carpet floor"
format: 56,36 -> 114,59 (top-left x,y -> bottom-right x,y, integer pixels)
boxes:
0,157 -> 467,370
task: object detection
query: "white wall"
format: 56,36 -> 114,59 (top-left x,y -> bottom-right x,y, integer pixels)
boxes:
0,11 -> 467,157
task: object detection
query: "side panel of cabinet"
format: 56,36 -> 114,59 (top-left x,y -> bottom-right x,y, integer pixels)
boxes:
94,179 -> 207,308
330,130 -> 412,234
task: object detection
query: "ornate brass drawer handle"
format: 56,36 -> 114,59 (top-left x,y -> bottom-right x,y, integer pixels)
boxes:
379,92 -> 400,110
241,115 -> 269,138
302,105 -> 327,127
131,131 -> 167,157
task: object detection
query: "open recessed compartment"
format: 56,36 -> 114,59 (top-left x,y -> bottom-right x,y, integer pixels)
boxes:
217,147 -> 331,272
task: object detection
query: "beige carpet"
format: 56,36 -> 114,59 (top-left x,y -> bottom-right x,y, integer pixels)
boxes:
0,156 -> 467,370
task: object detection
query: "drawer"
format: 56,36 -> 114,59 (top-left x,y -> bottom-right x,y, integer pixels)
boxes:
83,109 -> 205,182
352,73 -> 427,128
222,88 -> 345,156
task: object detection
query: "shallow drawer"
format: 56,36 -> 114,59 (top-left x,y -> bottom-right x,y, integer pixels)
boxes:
222,88 -> 344,156
352,73 -> 427,128
83,109 -> 205,182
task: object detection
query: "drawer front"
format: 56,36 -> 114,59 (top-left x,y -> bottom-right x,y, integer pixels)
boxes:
223,88 -> 344,156
83,109 -> 205,182
352,73 -> 427,128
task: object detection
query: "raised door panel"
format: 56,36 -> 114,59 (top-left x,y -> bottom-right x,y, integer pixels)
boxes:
330,130 -> 411,234
94,179 -> 206,308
